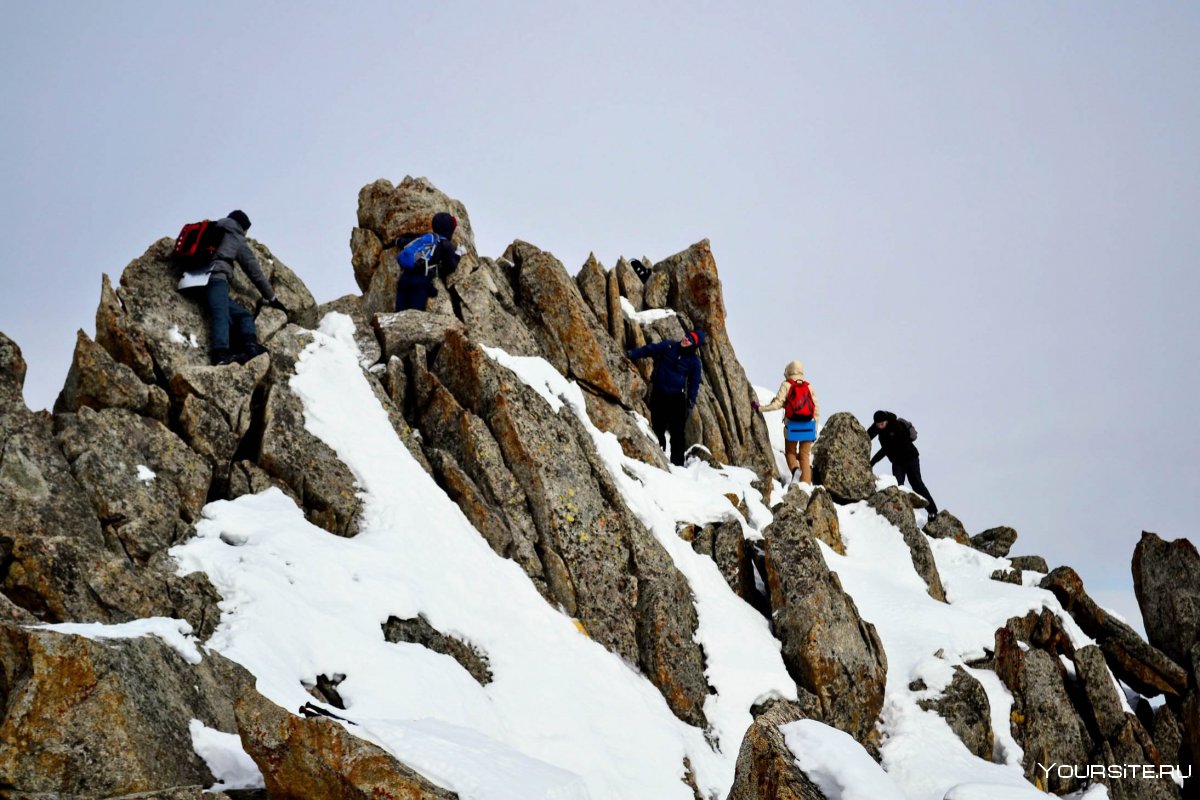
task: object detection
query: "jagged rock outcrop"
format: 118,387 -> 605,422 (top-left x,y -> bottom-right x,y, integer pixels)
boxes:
994,625 -> 1093,794
683,517 -> 753,597
867,487 -> 946,601
55,329 -> 169,421
970,525 -> 1018,558
1,333 -> 212,628
0,623 -> 246,797
235,688 -> 457,799
1071,644 -> 1181,800
762,486 -> 887,743
726,701 -> 828,800
55,406 -> 210,562
915,666 -> 993,760
1133,532 -> 1200,670
1040,566 -> 1189,697
810,412 -> 874,503
258,326 -> 364,536
418,329 -> 709,726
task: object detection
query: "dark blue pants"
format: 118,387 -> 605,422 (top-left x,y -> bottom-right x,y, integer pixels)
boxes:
396,274 -> 435,312
204,278 -> 256,352
893,457 -> 938,515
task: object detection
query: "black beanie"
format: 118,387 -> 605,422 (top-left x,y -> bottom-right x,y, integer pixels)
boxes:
431,212 -> 457,239
874,410 -> 896,424
228,210 -> 251,231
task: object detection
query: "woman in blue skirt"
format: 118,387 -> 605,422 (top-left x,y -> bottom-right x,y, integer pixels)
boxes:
755,361 -> 820,484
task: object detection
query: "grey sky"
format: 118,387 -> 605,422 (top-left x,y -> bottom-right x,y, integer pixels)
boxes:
3,2 -> 1197,628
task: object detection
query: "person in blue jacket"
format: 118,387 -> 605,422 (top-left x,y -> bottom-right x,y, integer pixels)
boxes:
626,331 -> 705,466
385,212 -> 461,312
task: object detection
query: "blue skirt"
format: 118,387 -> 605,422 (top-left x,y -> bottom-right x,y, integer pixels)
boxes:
785,419 -> 816,443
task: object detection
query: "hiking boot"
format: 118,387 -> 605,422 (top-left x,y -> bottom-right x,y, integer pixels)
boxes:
211,349 -> 238,366
239,338 -> 269,363
789,468 -> 802,485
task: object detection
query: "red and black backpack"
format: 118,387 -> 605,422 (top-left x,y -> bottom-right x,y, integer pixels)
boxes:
784,379 -> 814,422
171,220 -> 226,271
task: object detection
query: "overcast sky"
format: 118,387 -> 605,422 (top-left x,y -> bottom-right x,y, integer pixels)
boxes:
3,2 -> 1197,629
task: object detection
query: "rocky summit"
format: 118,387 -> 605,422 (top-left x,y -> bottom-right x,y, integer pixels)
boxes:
0,177 -> 1195,799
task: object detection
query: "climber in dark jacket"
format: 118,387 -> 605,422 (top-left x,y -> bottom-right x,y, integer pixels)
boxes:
866,410 -> 938,515
627,331 -> 705,467
181,210 -> 286,366
388,212 -> 461,312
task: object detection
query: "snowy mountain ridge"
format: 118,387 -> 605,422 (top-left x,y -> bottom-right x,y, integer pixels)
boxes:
0,177 -> 1195,800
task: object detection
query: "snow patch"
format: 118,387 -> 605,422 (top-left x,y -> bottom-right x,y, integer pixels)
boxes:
619,296 -> 676,323
189,719 -> 264,791
782,719 -> 907,799
136,464 -> 156,483
31,617 -> 202,665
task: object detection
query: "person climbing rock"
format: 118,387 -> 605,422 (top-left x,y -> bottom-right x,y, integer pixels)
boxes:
388,212 -> 461,312
866,410 -> 938,515
179,210 -> 286,366
626,331 -> 705,467
753,360 -> 819,484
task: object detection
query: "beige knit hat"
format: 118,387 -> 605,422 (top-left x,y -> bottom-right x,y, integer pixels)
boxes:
784,360 -> 805,379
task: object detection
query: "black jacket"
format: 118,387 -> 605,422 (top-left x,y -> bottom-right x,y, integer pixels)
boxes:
626,340 -> 703,409
867,414 -> 919,466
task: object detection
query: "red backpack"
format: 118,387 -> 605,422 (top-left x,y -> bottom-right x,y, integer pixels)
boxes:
172,220 -> 226,271
784,379 -> 814,421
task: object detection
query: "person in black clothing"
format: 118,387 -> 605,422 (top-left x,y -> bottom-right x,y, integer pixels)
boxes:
866,410 -> 938,515
626,331 -> 705,466
388,212 -> 461,312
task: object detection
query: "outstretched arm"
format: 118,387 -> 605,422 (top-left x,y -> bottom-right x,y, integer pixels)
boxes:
236,242 -> 276,301
626,340 -> 670,361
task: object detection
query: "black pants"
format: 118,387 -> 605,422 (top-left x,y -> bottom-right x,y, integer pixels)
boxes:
893,457 -> 938,515
649,387 -> 689,466
396,273 -> 435,312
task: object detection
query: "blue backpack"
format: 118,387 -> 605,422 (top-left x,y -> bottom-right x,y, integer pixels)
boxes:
396,233 -> 443,274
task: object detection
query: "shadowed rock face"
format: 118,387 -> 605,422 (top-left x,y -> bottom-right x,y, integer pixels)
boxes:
995,625 -> 1094,794
762,487 -> 886,744
726,701 -> 828,800
0,623 -> 246,797
1133,531 -> 1200,669
1040,566 -> 1189,698
235,687 -> 458,800
916,666 -> 993,760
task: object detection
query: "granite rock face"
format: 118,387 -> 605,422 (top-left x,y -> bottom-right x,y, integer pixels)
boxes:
0,623 -> 247,797
811,413 -> 875,503
762,487 -> 887,743
235,687 -> 457,800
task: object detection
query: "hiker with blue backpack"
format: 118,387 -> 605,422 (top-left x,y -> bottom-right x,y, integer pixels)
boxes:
387,212 -> 461,312
866,410 -> 938,515
753,360 -> 819,484
172,210 -> 287,366
626,331 -> 706,467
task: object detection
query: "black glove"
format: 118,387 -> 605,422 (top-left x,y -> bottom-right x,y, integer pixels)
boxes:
268,297 -> 288,312
631,259 -> 651,281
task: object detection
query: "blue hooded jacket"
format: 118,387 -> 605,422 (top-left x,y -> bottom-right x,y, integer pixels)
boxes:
627,332 -> 705,409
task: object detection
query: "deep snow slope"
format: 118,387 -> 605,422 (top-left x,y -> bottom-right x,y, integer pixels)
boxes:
158,314 -> 1129,798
